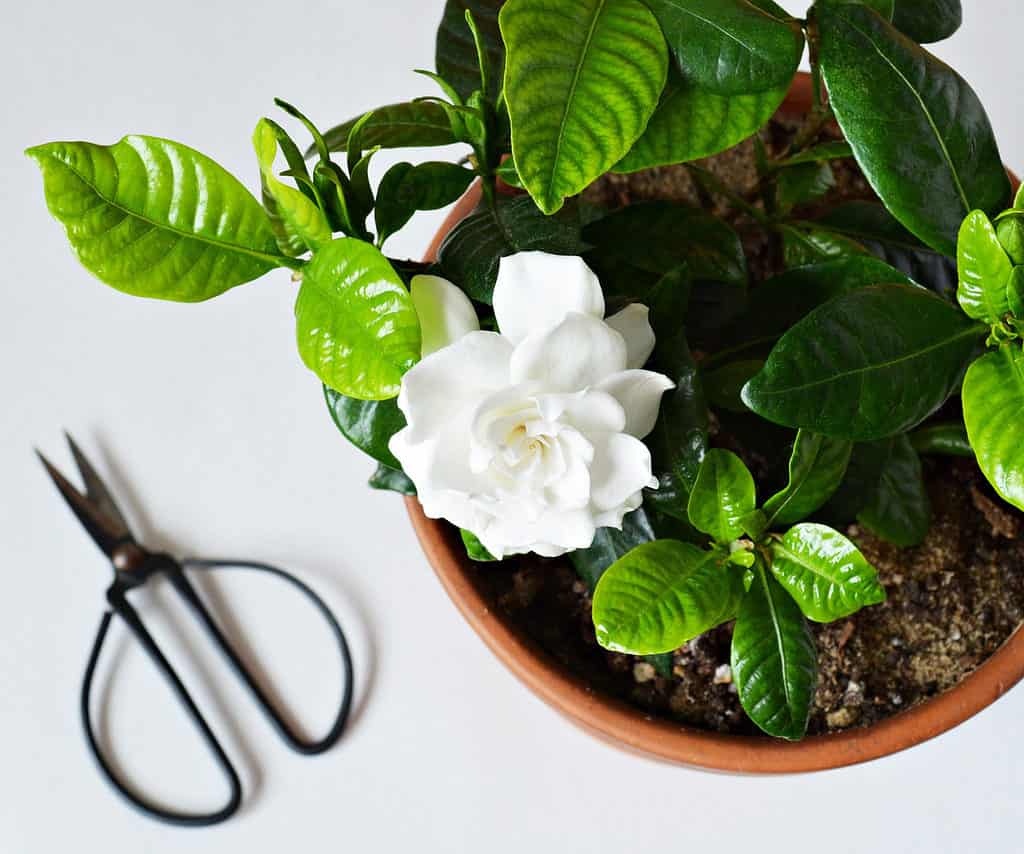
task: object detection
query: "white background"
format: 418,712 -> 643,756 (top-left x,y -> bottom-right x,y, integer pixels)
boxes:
3,1 -> 1023,851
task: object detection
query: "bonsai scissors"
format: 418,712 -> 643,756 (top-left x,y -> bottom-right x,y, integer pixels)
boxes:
37,433 -> 354,827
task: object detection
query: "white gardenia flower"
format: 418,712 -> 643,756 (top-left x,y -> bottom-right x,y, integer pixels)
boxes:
389,251 -> 675,559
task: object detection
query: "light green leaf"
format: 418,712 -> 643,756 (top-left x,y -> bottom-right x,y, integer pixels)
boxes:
321,101 -> 457,152
614,68 -> 788,172
731,564 -> 817,740
27,136 -> 289,301
254,119 -> 332,255
375,162 -> 476,246
500,0 -> 668,214
592,541 -> 743,655
996,216 -> 1024,267
461,529 -> 498,561
817,3 -> 1010,256
1007,266 -> 1024,318
569,507 -> 657,590
687,448 -> 757,543
295,238 -> 420,399
646,0 -> 803,96
742,284 -> 985,440
764,431 -> 853,528
963,345 -> 1024,512
957,210 -> 1012,323
856,434 -> 931,546
324,387 -> 406,468
770,523 -> 885,622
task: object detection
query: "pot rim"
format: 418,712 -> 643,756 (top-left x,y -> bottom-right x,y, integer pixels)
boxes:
407,72 -> 1024,773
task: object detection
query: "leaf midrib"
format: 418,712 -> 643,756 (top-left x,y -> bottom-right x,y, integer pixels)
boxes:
756,324 -> 982,397
661,0 -> 759,54
43,150 -> 296,270
758,566 -> 795,717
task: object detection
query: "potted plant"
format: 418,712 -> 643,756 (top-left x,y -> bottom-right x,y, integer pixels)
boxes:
27,0 -> 1024,768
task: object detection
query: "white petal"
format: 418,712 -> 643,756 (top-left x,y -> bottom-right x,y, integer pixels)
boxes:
492,251 -> 605,345
535,389 -> 626,435
510,312 -> 628,392
481,506 -> 597,559
410,274 -> 480,357
594,369 -> 675,439
396,331 -> 512,443
589,432 -> 657,512
605,303 -> 656,369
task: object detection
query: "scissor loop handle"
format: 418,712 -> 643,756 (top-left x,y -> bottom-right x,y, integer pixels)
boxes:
80,559 -> 354,827
177,558 -> 354,754
80,601 -> 242,827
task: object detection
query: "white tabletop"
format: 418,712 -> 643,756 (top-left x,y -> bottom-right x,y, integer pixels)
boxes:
4,1 -> 1023,851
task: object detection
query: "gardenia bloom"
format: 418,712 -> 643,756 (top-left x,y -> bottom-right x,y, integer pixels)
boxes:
390,251 -> 674,559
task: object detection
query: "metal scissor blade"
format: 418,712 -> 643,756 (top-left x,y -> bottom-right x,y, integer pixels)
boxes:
36,445 -> 133,559
64,431 -> 132,535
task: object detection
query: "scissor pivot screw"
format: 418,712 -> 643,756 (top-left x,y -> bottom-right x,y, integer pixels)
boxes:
111,542 -> 146,574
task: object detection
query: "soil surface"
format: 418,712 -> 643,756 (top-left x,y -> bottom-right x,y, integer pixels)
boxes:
474,115 -> 1024,736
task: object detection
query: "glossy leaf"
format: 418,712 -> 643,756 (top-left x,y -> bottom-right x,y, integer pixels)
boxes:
461,529 -> 498,561
857,434 -> 931,546
957,210 -> 1012,323
764,431 -> 853,528
646,335 -> 709,521
324,387 -> 406,469
769,523 -> 885,622
778,224 -> 868,268
891,0 -> 961,44
27,136 -> 287,301
585,202 -> 747,291
774,162 -> 835,214
368,463 -> 416,495
963,345 -> 1024,512
592,541 -> 743,655
1007,266 -> 1024,318
731,565 -> 817,740
813,201 -> 957,297
997,217 -> 1024,268
614,68 -> 787,172
569,507 -> 657,590
703,360 -> 763,413
254,119 -> 332,255
687,449 -> 757,543
375,161 -> 476,245
500,0 -> 668,214
817,3 -> 1010,256
436,0 -> 505,101
909,422 -> 973,458
322,102 -> 457,153
742,284 -> 984,440
436,195 -> 586,303
646,0 -> 803,96
295,238 -> 420,399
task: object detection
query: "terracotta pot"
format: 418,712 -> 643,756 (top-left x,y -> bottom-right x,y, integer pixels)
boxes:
405,72 -> 1024,773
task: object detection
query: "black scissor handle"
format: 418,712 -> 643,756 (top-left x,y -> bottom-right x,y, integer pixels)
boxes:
80,560 -> 354,826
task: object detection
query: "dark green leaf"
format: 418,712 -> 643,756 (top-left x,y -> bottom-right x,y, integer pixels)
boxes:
436,0 -> 506,101
585,202 -> 747,292
909,422 -> 973,457
731,565 -> 817,740
368,463 -> 416,495
957,210 -> 1012,323
742,284 -> 984,440
592,541 -> 743,655
569,506 -> 657,589
324,387 -> 406,468
646,0 -> 804,96
437,195 -> 586,303
963,344 -> 1024,512
27,136 -> 288,301
322,102 -> 458,153
763,431 -> 853,527
375,162 -> 476,245
817,3 -> 1010,255
461,528 -> 498,561
857,434 -> 931,546
703,360 -> 763,412
769,522 -> 885,621
819,438 -> 891,523
774,161 -> 835,214
813,201 -> 958,297
687,448 -> 757,543
295,238 -> 420,399
500,0 -> 668,213
891,0 -> 961,44
778,223 -> 868,268
614,67 -> 788,172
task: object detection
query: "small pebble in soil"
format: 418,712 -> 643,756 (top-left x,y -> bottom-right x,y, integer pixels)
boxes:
633,662 -> 656,683
713,664 -> 733,685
